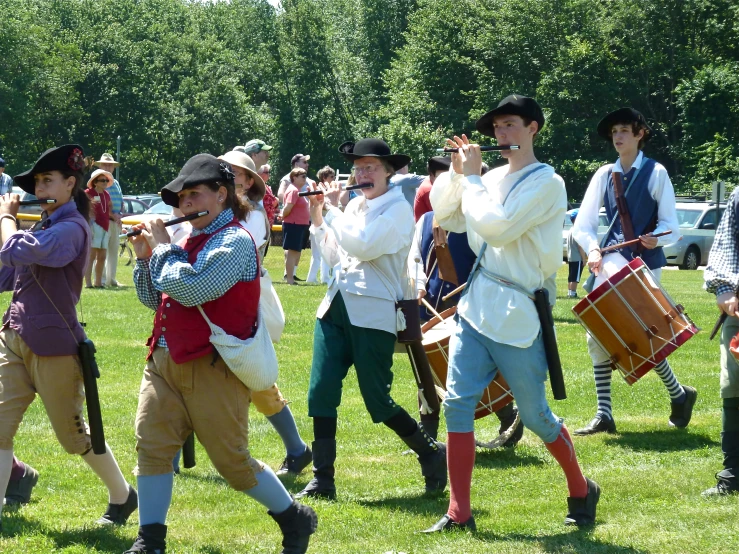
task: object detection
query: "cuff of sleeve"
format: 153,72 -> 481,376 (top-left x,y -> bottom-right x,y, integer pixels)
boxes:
462,174 -> 484,189
716,284 -> 734,297
324,207 -> 342,227
135,257 -> 151,268
310,222 -> 327,235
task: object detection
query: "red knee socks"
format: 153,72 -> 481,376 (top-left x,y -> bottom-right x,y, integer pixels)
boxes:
447,431 -> 476,523
545,425 -> 588,498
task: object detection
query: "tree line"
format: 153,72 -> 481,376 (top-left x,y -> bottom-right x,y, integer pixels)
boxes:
1,0 -> 737,200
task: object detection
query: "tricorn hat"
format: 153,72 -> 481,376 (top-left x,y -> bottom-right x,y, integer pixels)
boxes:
13,144 -> 86,195
94,152 -> 120,167
161,154 -> 235,207
597,107 -> 653,142
427,156 -> 451,174
218,150 -> 266,202
475,94 -> 545,137
339,138 -> 411,171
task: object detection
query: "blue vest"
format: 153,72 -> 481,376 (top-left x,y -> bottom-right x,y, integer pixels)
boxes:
603,157 -> 666,270
419,212 -> 476,319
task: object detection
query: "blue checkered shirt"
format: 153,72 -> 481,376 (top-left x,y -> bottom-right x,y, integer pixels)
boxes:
133,208 -> 258,347
705,190 -> 739,297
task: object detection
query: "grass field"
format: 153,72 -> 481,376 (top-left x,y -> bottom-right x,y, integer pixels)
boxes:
0,251 -> 737,554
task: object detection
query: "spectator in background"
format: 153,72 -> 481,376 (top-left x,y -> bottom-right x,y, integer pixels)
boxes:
243,139 -> 272,169
0,158 -> 12,195
390,162 -> 425,206
85,169 -> 114,288
566,209 -> 586,298
307,166 -> 335,284
278,154 -> 312,203
281,168 -> 310,284
413,156 -> 452,222
94,153 -> 123,287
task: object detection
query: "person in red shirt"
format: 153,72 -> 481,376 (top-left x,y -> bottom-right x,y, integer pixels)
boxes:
281,168 -> 311,284
413,156 -> 451,222
85,169 -> 113,288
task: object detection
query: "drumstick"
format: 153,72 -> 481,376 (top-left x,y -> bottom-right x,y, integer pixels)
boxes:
709,312 -> 728,341
599,231 -> 672,254
120,211 -> 209,238
442,282 -> 466,302
436,145 -> 520,153
421,298 -> 444,323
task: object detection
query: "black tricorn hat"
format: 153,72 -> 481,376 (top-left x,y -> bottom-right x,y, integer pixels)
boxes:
161,153 -> 235,207
475,94 -> 545,137
339,138 -> 411,171
13,144 -> 86,195
597,107 -> 653,142
427,156 -> 451,174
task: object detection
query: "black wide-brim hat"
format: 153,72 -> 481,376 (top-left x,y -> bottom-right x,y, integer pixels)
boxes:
428,156 -> 451,173
161,153 -> 236,207
13,144 -> 86,195
597,107 -> 653,142
339,138 -> 411,171
475,94 -> 545,137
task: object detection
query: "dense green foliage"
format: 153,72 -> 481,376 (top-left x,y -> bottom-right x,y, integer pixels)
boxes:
1,0 -> 738,199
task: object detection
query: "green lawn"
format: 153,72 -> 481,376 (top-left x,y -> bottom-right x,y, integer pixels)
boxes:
1,252 -> 737,554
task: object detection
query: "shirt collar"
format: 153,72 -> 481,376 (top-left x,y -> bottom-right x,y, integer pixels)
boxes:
363,185 -> 403,212
191,208 -> 234,236
41,199 -> 78,226
614,151 -> 643,173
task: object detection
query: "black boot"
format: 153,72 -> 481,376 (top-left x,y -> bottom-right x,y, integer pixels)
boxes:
420,418 -> 440,441
123,523 -> 167,553
295,439 -> 336,500
268,500 -> 318,554
703,431 -> 739,496
400,425 -> 447,493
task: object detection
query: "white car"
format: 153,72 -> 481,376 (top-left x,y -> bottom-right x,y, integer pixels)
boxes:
663,201 -> 726,270
563,211 -> 609,261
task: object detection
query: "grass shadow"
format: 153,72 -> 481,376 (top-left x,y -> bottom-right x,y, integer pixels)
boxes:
357,494 -> 487,518
474,448 -> 546,469
2,512 -> 133,553
603,429 -> 719,452
480,529 -> 650,554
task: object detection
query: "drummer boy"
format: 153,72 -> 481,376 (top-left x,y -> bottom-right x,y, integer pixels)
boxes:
571,107 -> 696,436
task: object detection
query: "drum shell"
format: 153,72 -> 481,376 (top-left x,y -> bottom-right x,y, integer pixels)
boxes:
572,258 -> 698,384
422,307 -> 514,419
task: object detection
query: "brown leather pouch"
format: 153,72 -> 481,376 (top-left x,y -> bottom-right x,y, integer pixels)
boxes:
433,218 -> 459,285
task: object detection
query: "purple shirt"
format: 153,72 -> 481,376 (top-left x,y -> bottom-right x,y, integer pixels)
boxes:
0,201 -> 90,355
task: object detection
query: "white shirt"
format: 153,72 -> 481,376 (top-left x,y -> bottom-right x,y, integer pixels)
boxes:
430,163 -> 567,348
311,186 -> 415,335
572,151 -> 681,255
408,212 -> 432,296
240,208 -> 268,250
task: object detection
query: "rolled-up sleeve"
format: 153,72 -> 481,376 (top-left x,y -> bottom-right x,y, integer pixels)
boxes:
430,169 -> 467,233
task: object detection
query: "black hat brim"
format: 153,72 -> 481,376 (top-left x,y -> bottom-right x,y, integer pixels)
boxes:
597,108 -> 653,141
13,144 -> 85,195
475,106 -> 545,137
341,153 -> 411,172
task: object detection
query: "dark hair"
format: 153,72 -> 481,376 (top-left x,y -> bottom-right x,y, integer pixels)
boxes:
60,170 -> 91,221
317,166 -> 335,183
290,168 -> 307,182
609,121 -> 650,150
205,181 -> 251,221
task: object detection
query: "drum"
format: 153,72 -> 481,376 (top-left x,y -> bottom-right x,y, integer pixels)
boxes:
421,306 -> 514,419
572,257 -> 699,385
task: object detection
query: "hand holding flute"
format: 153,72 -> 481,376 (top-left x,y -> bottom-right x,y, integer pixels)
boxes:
127,211 -> 208,259
445,135 -> 484,177
298,182 -> 373,197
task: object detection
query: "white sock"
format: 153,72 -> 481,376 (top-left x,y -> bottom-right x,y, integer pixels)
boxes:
82,443 -> 130,504
0,449 -> 14,518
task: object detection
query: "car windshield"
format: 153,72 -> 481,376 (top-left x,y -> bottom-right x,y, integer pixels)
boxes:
676,209 -> 702,228
143,202 -> 173,215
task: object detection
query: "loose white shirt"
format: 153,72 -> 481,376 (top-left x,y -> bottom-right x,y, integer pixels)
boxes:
240,208 -> 268,250
572,151 -> 681,255
310,186 -> 414,335
430,163 -> 567,348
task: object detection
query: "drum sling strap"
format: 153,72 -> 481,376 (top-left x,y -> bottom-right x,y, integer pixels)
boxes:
462,163 -> 566,400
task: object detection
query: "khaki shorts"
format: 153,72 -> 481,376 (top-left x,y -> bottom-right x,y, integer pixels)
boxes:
0,328 -> 91,454
134,347 -> 263,490
251,384 -> 288,417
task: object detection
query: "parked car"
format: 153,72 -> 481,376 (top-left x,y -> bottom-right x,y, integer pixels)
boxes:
126,194 -> 163,208
121,201 -> 173,227
562,211 -> 609,260
121,196 -> 149,217
663,201 -> 726,270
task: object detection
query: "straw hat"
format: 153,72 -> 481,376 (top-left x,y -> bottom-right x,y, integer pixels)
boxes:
218,150 -> 266,202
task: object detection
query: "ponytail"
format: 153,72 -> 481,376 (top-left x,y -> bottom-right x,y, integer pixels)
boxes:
61,170 -> 91,221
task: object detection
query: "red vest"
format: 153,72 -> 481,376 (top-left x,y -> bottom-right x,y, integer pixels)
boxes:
147,219 -> 260,363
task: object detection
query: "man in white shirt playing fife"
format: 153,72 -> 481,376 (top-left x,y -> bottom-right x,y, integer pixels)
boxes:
424,95 -> 599,533
571,108 -> 697,436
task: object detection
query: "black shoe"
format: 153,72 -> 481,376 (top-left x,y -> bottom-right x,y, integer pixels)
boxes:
422,514 -> 476,533
573,414 -> 617,436
4,464 -> 39,505
400,425 -> 448,493
124,523 -> 167,553
499,406 -> 525,448
702,470 -> 739,497
295,439 -> 336,500
669,386 -> 697,428
98,486 -> 138,525
269,501 -> 318,554
564,478 -> 600,526
277,446 -> 313,477
284,274 -> 304,282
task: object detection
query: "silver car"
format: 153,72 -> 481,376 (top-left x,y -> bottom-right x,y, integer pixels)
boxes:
663,201 -> 726,270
